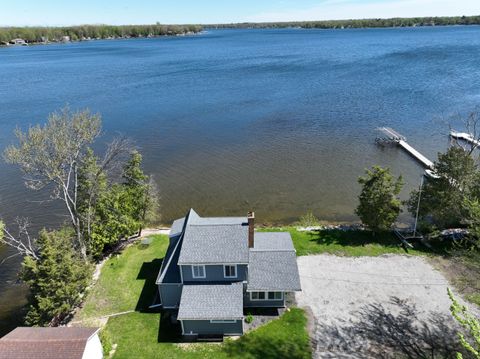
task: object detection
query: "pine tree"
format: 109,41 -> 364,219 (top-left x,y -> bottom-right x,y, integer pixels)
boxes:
21,228 -> 91,326
355,166 -> 403,233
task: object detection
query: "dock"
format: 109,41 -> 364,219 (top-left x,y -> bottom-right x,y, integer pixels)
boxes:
376,127 -> 435,175
397,140 -> 433,168
450,130 -> 480,147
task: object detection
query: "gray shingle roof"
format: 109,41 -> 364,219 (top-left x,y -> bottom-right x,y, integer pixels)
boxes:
170,217 -> 185,238
177,283 -> 244,320
252,232 -> 295,251
177,209 -> 249,264
247,250 -> 302,291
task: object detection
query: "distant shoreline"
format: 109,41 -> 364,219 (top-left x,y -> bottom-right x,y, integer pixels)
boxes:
0,31 -> 204,48
0,24 -> 203,47
206,15 -> 480,30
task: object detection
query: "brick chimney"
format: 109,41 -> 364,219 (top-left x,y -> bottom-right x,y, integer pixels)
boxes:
248,212 -> 255,248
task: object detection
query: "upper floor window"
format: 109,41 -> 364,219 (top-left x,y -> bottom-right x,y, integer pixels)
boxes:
224,264 -> 237,278
192,265 -> 206,278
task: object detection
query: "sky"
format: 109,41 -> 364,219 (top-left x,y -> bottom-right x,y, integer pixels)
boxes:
0,0 -> 479,26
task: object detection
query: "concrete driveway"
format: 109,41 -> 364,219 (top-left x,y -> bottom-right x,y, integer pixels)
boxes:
295,254 -> 465,358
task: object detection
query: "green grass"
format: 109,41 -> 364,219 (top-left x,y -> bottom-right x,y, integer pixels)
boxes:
263,227 -> 444,257
76,235 -> 168,322
76,234 -> 311,359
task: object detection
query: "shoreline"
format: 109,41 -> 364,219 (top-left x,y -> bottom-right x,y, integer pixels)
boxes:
0,31 -> 205,48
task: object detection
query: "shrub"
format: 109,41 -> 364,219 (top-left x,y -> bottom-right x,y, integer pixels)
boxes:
245,313 -> 254,324
298,212 -> 320,227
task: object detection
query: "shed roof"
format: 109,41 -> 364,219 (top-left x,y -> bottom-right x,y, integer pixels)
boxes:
177,283 -> 244,320
247,250 -> 302,291
0,327 -> 99,359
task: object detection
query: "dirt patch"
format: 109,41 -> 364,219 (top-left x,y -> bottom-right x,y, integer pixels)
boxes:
428,254 -> 480,305
296,254 -> 476,358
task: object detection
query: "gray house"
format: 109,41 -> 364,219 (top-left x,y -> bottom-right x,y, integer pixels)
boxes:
156,209 -> 301,337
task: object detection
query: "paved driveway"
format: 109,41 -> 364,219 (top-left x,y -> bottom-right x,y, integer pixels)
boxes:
295,254 -> 464,358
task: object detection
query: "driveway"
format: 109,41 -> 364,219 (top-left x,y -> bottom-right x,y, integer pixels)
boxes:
295,254 -> 465,358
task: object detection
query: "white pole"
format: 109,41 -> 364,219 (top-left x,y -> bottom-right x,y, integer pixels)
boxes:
413,175 -> 424,237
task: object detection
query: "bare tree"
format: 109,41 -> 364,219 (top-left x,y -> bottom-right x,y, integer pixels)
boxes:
3,107 -> 101,260
0,218 -> 39,264
449,110 -> 480,156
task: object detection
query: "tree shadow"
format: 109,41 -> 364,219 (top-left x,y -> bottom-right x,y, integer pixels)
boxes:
313,296 -> 462,358
135,258 -> 163,312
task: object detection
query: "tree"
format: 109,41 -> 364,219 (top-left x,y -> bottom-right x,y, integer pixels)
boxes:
122,151 -> 159,236
407,146 -> 479,229
448,288 -> 480,358
355,166 -> 403,233
21,228 -> 91,326
0,218 -> 38,263
3,107 -> 101,260
4,108 -> 132,260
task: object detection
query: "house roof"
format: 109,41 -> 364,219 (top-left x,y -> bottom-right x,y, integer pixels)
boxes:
170,217 -> 185,238
252,232 -> 295,251
177,209 -> 249,265
156,235 -> 182,284
0,327 -> 99,359
247,250 -> 302,291
177,283 -> 244,320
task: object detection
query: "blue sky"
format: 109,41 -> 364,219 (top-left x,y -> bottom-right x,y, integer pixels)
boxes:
1,0 -> 478,26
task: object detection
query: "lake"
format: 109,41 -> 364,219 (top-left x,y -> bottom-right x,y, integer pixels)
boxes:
0,27 -> 479,334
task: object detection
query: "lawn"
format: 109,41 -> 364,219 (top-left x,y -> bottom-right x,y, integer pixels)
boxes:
75,234 -> 311,358
263,227 -> 444,257
74,228 -> 477,358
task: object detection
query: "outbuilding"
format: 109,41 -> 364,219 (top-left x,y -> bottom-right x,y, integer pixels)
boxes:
0,327 -> 102,359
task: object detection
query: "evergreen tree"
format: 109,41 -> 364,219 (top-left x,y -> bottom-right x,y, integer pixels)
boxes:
407,146 -> 480,229
21,228 -> 91,326
355,166 -> 403,233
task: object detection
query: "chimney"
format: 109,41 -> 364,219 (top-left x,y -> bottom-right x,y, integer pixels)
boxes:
248,212 -> 255,248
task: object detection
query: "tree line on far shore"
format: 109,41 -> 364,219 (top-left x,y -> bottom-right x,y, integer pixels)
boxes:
0,24 -> 203,44
208,15 -> 480,29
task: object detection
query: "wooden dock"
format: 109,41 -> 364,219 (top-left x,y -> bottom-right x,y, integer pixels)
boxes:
450,130 -> 480,147
397,140 -> 433,168
377,127 -> 434,174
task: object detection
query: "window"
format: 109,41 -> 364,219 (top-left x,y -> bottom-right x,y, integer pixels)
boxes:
250,291 -> 265,300
224,264 -> 237,278
191,265 -> 205,278
250,291 -> 283,300
210,320 -> 237,323
268,292 -> 283,300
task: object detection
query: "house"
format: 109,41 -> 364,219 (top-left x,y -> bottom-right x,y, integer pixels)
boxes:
0,327 -> 102,359
9,38 -> 26,45
156,209 -> 301,338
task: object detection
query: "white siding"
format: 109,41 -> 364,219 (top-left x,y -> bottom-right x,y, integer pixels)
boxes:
82,333 -> 103,359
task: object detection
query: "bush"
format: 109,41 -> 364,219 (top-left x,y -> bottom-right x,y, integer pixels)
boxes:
298,212 -> 320,227
99,329 -> 113,355
245,313 -> 254,324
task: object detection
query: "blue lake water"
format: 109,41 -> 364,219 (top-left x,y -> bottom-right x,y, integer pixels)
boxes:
0,27 -> 480,333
